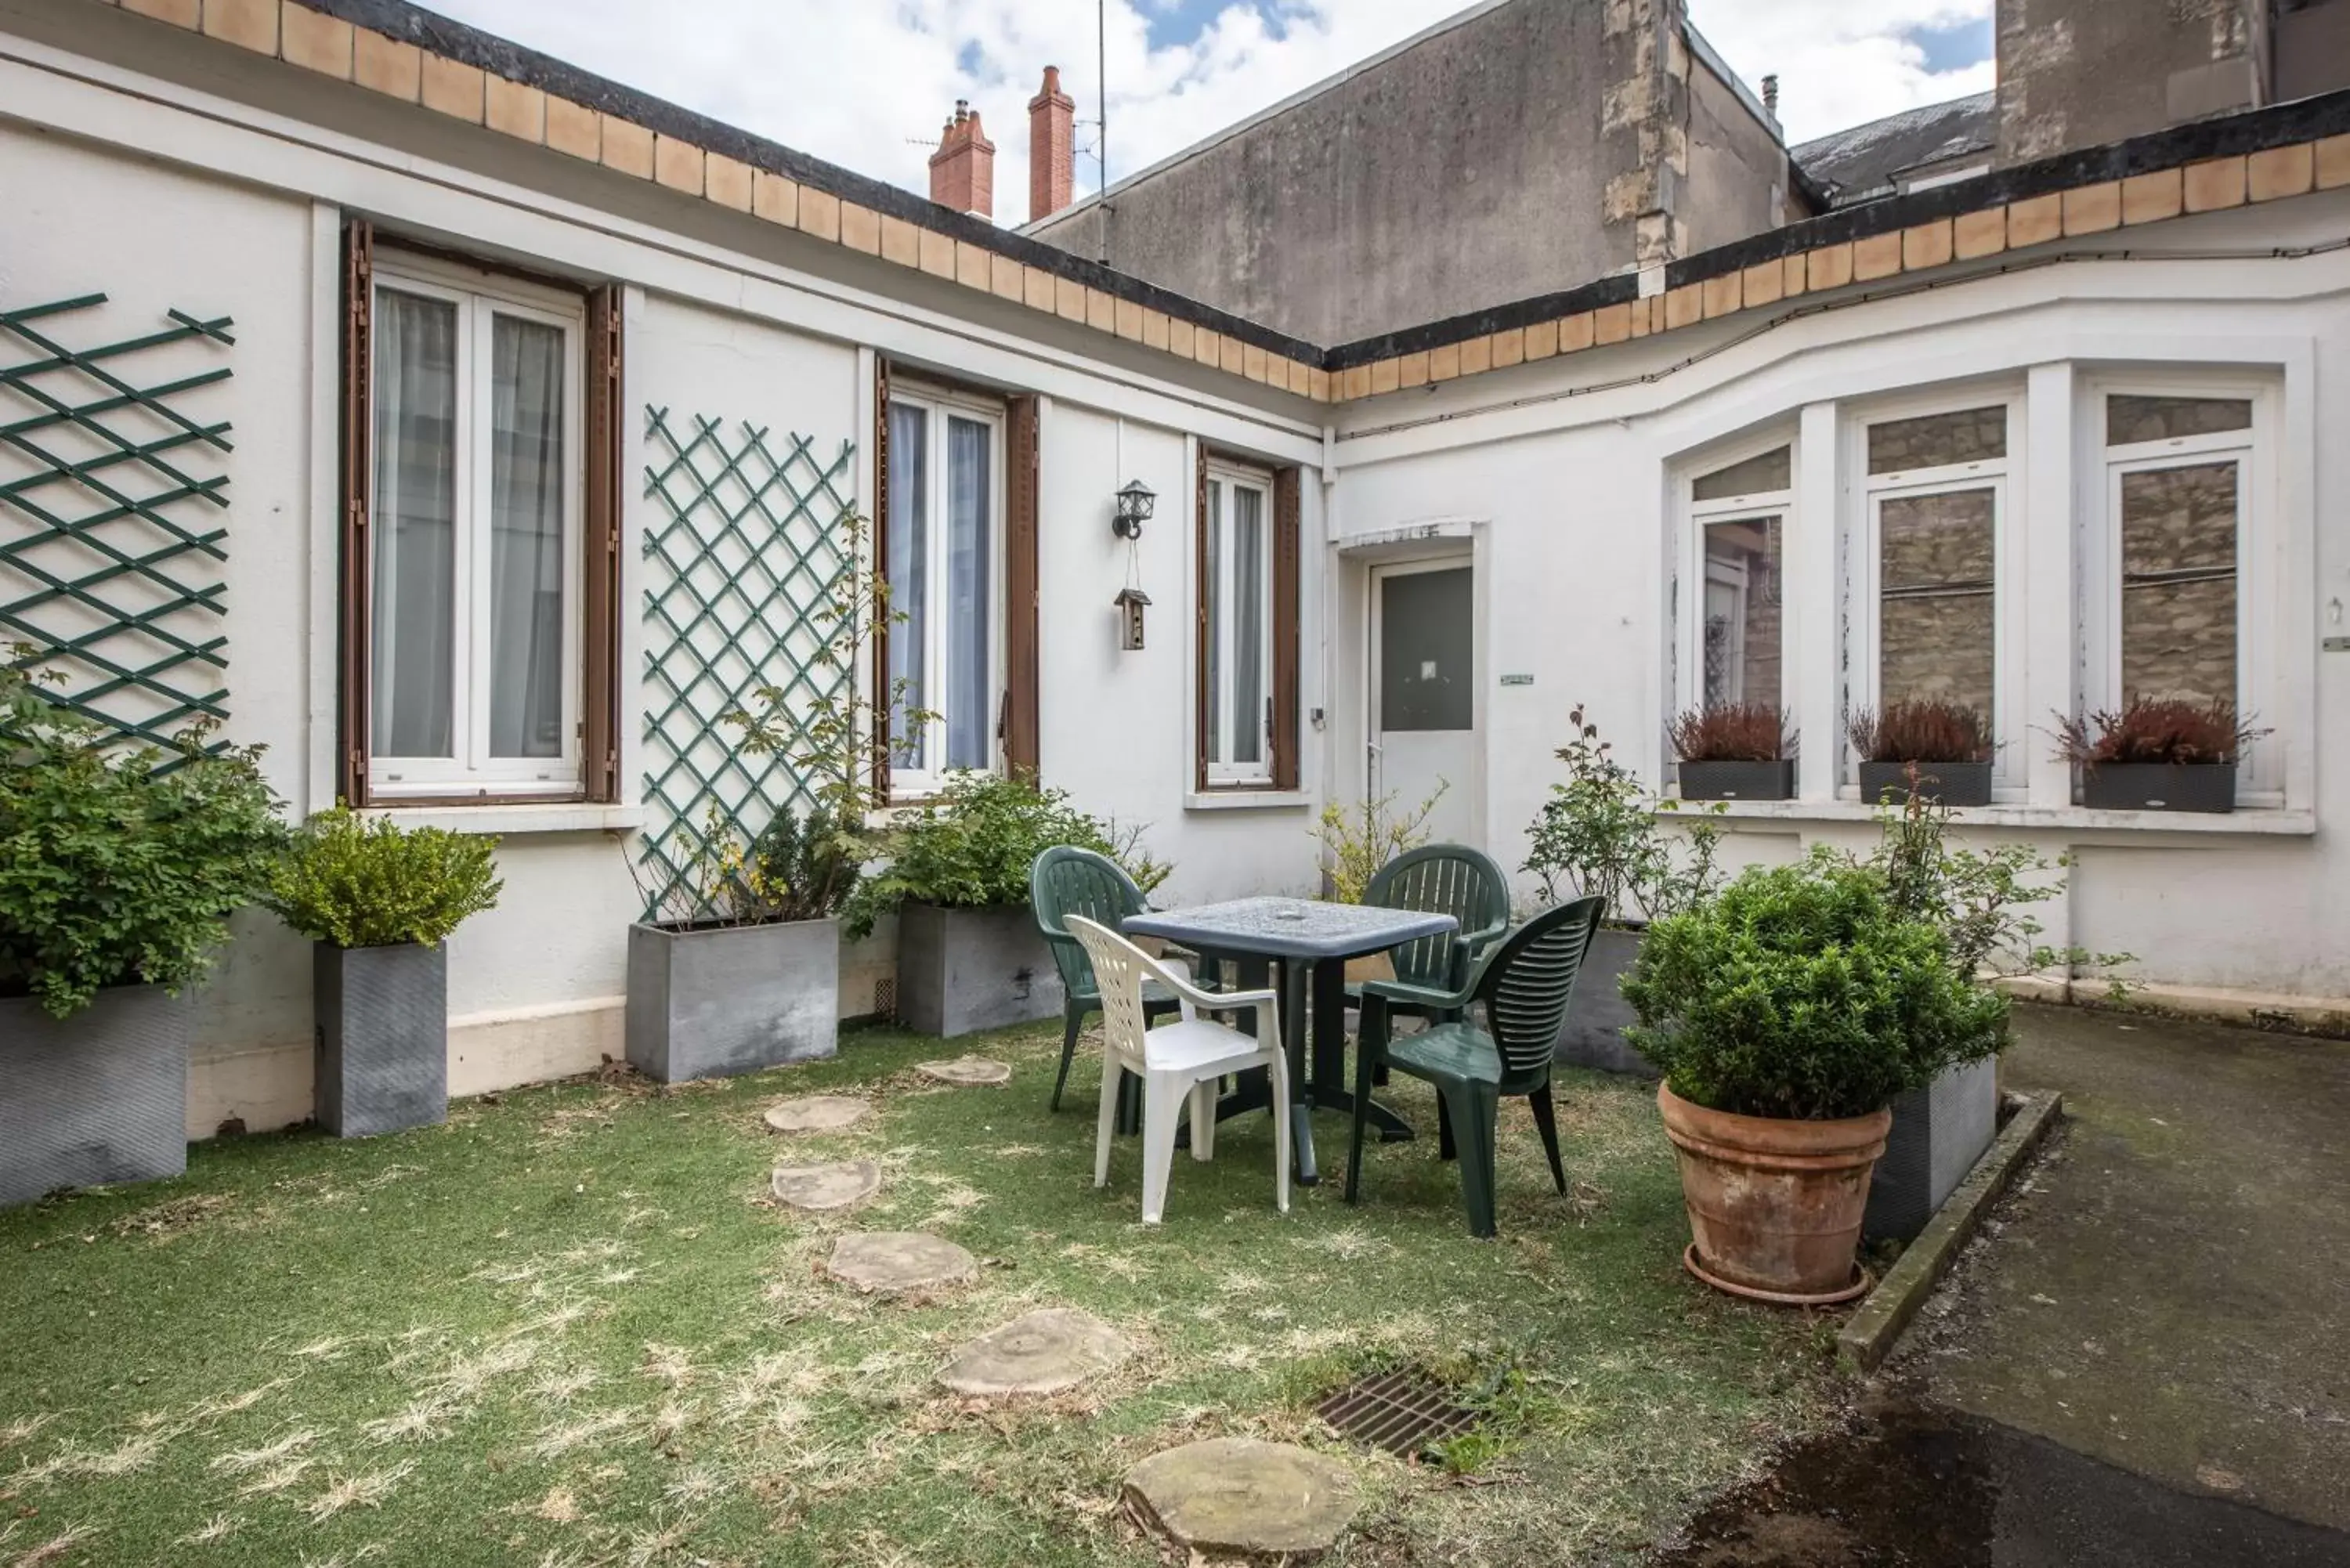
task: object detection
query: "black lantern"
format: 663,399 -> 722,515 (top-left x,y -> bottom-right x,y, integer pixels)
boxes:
1112,479 -> 1156,540
1113,587 -> 1152,651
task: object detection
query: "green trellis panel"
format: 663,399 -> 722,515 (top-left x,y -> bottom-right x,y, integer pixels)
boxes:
0,294 -> 235,764
638,407 -> 856,918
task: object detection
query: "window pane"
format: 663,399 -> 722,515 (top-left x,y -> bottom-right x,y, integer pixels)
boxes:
2120,461 -> 2237,706
1691,445 -> 1791,501
1231,485 -> 1265,765
1878,489 -> 1995,716
1702,515 -> 1782,710
945,415 -> 992,772
371,288 -> 458,759
886,403 -> 928,772
1867,406 -> 2006,474
2107,396 -> 2251,447
486,315 -> 566,759
1379,567 -> 1473,732
1204,479 -> 1222,764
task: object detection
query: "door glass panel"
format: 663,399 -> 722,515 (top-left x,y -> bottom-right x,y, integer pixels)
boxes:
1203,479 -> 1223,764
1691,445 -> 1791,501
945,414 -> 992,771
371,287 -> 459,759
1867,406 -> 2006,474
2107,396 -> 2251,446
1701,516 -> 1781,710
2120,461 -> 2237,705
486,314 -> 566,759
885,403 -> 928,771
1878,489 -> 1995,716
1379,568 -> 1473,732
1231,486 -> 1265,765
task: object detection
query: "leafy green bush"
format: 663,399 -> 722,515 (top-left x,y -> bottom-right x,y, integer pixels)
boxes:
0,663 -> 286,1018
842,771 -> 1166,939
744,804 -> 863,923
1313,782 -> 1446,903
634,804 -> 866,930
1622,862 -> 2008,1121
1522,703 -> 1723,923
266,807 -> 502,948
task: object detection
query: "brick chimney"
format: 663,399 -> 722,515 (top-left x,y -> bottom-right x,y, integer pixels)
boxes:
1028,65 -> 1076,224
927,100 -> 995,219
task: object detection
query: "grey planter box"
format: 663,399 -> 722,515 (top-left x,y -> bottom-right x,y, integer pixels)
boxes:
1678,759 -> 1795,800
1857,760 -> 1993,807
315,941 -> 447,1138
1554,926 -> 1658,1076
626,918 -> 840,1082
896,901 -> 1064,1039
1865,1055 -> 1999,1241
1,986 -> 189,1209
2081,763 -> 2236,813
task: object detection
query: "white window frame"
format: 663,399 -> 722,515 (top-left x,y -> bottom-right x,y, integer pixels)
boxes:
884,381 -> 1005,799
1845,389 -> 2026,799
367,253 -> 585,801
1676,432 -> 1796,721
1200,459 -> 1277,787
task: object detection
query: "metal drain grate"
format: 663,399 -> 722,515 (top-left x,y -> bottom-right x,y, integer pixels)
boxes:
1314,1367 -> 1480,1457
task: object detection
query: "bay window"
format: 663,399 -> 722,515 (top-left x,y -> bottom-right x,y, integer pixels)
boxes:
1683,443 -> 1791,715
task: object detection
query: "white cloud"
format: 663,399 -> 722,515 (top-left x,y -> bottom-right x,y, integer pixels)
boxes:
421,0 -> 1994,221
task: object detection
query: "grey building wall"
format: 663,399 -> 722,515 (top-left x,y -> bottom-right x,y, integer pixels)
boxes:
1683,50 -> 1788,255
1995,0 -> 2269,164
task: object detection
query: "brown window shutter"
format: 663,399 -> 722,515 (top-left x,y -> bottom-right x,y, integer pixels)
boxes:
337,218 -> 374,809
582,285 -> 625,804
870,356 -> 892,799
1003,396 -> 1041,779
1194,448 -> 1209,793
1271,466 -> 1302,792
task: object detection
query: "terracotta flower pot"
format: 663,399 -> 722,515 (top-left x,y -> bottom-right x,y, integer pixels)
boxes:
1658,1082 -> 1890,1305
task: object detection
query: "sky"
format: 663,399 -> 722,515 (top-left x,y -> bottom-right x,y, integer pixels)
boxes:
420,0 -> 1997,224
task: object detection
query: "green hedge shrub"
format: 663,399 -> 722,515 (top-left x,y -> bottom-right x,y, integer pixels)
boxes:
266,807 -> 502,949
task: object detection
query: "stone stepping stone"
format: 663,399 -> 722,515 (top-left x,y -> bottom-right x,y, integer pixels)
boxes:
937,1308 -> 1130,1397
915,1057 -> 1011,1086
762,1096 -> 868,1135
770,1160 -> 882,1212
1124,1437 -> 1362,1559
824,1231 -> 976,1294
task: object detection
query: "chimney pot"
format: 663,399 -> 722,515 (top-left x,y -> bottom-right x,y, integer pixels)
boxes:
1761,73 -> 1780,119
1028,64 -> 1077,224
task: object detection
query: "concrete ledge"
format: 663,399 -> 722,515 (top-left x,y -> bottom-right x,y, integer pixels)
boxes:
1838,1089 -> 2065,1374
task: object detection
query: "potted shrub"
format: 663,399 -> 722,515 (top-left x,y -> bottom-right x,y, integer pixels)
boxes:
0,663 -> 283,1207
1623,861 -> 2008,1302
846,771 -> 1168,1039
266,808 -> 501,1136
1670,703 -> 1794,800
1523,705 -> 1723,1075
1849,699 -> 1994,807
2054,696 -> 2261,814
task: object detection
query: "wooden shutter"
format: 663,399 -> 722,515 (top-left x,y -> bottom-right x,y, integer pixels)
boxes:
1194,447 -> 1209,793
870,356 -> 893,799
1271,465 -> 1302,792
1003,396 -> 1041,779
337,218 -> 374,809
582,285 -> 624,804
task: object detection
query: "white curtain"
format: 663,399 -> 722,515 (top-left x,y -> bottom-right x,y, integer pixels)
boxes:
487,314 -> 566,759
371,289 -> 457,759
945,416 -> 992,771
886,403 -> 929,771
1231,485 -> 1265,765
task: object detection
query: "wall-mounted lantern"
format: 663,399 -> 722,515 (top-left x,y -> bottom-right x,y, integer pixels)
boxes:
1113,587 -> 1152,651
1112,479 -> 1156,540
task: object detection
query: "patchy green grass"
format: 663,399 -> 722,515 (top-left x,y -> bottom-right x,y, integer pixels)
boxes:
0,1022 -> 1836,1566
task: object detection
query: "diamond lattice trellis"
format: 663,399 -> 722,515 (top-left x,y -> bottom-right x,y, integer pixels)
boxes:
638,408 -> 856,918
0,294 -> 235,764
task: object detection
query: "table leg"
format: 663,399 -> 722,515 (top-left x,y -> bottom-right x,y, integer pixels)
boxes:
1285,957 -> 1318,1187
1312,960 -> 1415,1144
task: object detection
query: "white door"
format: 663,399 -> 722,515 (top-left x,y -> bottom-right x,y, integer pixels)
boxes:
1369,560 -> 1476,847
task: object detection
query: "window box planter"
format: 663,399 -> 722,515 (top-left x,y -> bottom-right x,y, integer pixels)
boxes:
896,901 -> 1065,1039
1,987 -> 189,1209
1553,926 -> 1657,1076
314,942 -> 449,1137
1863,1055 -> 1998,1241
626,918 -> 840,1082
1856,761 -> 1994,807
1677,760 -> 1795,800
2081,763 -> 2236,814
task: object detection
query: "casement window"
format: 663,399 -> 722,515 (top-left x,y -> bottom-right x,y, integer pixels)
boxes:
1194,451 -> 1300,791
1681,443 -> 1791,715
338,223 -> 622,806
2098,393 -> 2252,709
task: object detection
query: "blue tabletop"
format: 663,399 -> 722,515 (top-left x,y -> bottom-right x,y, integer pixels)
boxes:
1124,897 -> 1457,962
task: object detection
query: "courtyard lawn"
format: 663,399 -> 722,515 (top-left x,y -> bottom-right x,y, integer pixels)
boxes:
0,1021 -> 1835,1567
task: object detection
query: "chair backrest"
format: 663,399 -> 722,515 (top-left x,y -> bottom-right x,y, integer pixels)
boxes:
1065,915 -> 1158,1064
1031,846 -> 1148,1000
1364,844 -> 1512,988
1473,895 -> 1605,1080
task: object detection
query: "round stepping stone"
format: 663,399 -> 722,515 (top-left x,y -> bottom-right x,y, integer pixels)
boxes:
770,1160 -> 881,1212
823,1232 -> 976,1294
762,1096 -> 868,1135
937,1308 -> 1130,1397
915,1057 -> 1011,1086
1124,1437 -> 1362,1559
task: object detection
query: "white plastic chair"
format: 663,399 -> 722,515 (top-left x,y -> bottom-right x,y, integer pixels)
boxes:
1065,916 -> 1290,1224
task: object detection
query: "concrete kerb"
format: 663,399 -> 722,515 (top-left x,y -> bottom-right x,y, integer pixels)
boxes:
1837,1090 -> 2065,1374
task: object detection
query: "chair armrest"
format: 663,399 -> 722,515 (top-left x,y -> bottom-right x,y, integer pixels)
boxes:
1361,976 -> 1470,1011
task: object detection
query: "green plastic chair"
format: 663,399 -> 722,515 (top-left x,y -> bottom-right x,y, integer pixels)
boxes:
1344,894 -> 1604,1237
1358,843 -> 1513,1005
1031,846 -> 1185,1113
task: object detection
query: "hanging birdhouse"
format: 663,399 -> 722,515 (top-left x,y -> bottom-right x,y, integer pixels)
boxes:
1113,587 -> 1152,651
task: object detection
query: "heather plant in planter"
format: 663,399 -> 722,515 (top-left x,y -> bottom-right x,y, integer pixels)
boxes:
2053,696 -> 2264,813
1849,699 -> 1994,807
267,808 -> 502,1137
1669,702 -> 1794,800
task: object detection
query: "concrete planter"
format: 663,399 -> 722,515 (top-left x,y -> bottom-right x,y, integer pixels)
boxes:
1554,926 -> 1657,1076
1857,761 -> 1994,807
2081,763 -> 2236,813
626,918 -> 840,1082
314,941 -> 447,1138
1678,759 -> 1795,800
896,901 -> 1064,1039
1,986 -> 189,1209
1865,1055 -> 2000,1241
